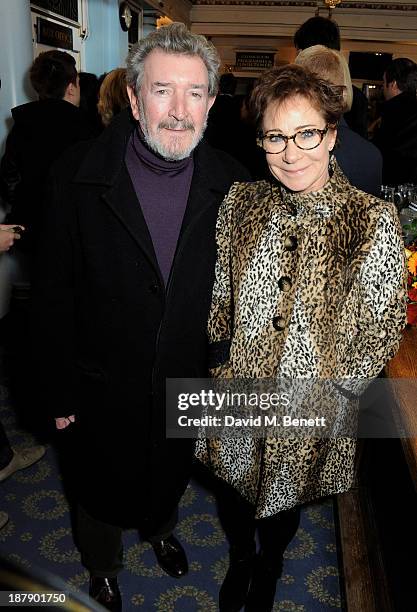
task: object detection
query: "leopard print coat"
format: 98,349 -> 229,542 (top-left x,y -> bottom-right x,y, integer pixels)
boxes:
195,159 -> 407,518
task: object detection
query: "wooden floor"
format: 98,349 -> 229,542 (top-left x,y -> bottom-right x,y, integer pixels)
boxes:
336,324 -> 417,612
337,485 -> 393,612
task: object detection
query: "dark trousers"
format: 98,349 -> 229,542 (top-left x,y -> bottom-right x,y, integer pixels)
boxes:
217,481 -> 300,560
76,503 -> 178,577
0,420 -> 13,470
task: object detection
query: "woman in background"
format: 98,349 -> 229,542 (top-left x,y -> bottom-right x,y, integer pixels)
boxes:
295,44 -> 382,197
97,68 -> 129,127
196,64 -> 406,612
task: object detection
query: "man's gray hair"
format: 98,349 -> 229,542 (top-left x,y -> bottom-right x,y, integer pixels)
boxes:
126,22 -> 220,97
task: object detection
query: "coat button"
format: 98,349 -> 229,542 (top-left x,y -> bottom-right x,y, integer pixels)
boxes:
284,236 -> 298,251
278,276 -> 291,292
272,316 -> 285,331
149,283 -> 159,294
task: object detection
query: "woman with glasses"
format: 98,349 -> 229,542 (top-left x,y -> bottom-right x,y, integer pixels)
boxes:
196,64 -> 406,612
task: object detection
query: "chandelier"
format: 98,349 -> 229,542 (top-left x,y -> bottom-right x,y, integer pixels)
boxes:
324,0 -> 342,8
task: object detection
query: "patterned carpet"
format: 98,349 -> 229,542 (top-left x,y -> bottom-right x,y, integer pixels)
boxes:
0,383 -> 343,611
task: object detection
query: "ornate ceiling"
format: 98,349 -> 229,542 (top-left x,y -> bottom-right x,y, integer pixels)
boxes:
191,0 -> 416,10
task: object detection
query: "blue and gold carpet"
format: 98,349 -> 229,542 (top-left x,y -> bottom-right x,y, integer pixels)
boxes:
0,383 -> 343,611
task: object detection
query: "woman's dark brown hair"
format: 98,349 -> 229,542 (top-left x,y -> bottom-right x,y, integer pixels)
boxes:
249,64 -> 345,132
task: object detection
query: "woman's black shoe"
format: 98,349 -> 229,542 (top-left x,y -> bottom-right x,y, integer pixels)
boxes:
244,551 -> 283,612
219,543 -> 256,612
89,576 -> 122,612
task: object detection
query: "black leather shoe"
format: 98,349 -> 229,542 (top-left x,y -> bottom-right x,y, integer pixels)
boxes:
89,576 -> 121,612
219,543 -> 256,612
244,551 -> 283,612
151,534 -> 188,578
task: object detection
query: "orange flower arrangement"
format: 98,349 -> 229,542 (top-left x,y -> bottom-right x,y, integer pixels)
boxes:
405,243 -> 417,325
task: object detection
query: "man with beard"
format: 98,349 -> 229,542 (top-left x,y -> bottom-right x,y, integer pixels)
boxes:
373,57 -> 417,185
32,23 -> 250,612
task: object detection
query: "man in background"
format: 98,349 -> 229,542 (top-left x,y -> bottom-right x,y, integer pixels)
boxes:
373,58 -> 417,185
0,50 -> 92,260
32,23 -> 249,612
294,15 -> 368,138
0,51 -> 93,440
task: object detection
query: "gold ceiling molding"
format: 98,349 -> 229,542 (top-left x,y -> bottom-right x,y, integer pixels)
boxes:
193,1 -> 316,5
193,0 -> 417,9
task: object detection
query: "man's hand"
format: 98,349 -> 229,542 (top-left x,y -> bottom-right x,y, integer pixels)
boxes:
55,415 -> 76,430
0,224 -> 24,252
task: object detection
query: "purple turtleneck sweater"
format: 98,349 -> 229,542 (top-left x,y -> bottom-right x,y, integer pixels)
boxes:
125,128 -> 194,285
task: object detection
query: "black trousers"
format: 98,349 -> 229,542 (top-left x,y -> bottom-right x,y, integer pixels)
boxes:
217,480 -> 300,561
0,420 -> 13,470
76,503 -> 178,577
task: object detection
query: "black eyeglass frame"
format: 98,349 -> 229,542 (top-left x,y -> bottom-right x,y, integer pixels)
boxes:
257,126 -> 330,154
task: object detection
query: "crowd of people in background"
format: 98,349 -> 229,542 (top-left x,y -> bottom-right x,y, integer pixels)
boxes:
204,16 -> 417,189
0,14 -> 414,612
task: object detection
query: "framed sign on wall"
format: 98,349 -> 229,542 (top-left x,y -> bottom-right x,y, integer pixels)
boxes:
235,52 -> 275,71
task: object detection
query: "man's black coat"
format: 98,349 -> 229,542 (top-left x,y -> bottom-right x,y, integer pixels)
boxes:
0,99 -> 93,251
335,117 -> 382,197
32,110 -> 250,529
373,91 -> 417,186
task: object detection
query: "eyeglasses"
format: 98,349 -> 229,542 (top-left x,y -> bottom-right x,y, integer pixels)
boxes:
257,126 -> 329,154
